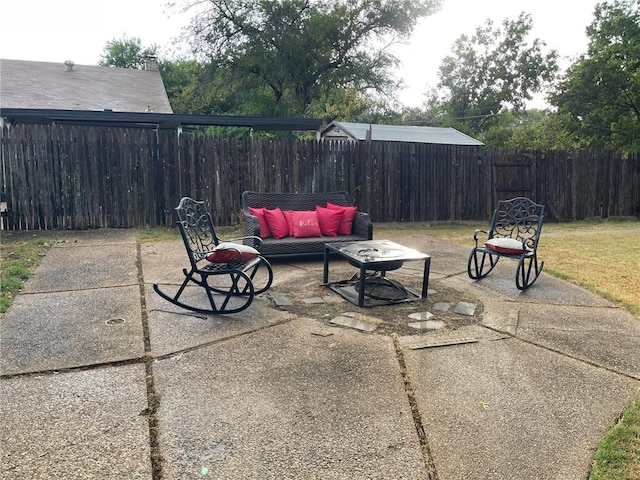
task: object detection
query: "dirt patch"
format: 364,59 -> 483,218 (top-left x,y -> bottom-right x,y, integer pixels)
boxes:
275,277 -> 483,337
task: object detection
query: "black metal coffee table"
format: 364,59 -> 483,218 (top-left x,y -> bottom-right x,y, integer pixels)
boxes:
323,239 -> 431,307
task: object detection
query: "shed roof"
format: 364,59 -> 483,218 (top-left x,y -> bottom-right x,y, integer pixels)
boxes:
0,59 -> 173,113
320,121 -> 483,146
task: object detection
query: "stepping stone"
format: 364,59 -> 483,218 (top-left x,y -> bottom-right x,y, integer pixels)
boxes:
408,311 -> 434,321
322,295 -> 342,303
303,297 -> 325,304
408,320 -> 446,331
432,302 -> 451,312
454,301 -> 477,316
330,312 -> 380,332
270,292 -> 293,306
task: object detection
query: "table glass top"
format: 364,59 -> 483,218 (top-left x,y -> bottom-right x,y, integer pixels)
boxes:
328,239 -> 428,264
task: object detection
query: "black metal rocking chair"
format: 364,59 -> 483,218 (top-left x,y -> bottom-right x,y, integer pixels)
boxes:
467,197 -> 545,290
153,197 -> 274,314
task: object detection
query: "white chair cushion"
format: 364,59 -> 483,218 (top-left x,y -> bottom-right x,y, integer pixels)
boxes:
485,237 -> 525,255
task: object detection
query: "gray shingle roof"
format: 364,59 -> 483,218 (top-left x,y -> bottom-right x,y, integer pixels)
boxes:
0,59 -> 173,113
321,121 -> 483,146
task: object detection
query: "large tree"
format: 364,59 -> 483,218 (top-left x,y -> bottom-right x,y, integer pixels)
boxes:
160,59 -> 237,114
551,0 -> 640,150
429,13 -> 558,134
180,0 -> 442,117
99,36 -> 158,69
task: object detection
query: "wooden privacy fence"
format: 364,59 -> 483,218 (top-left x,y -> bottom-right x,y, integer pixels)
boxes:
1,124 -> 639,230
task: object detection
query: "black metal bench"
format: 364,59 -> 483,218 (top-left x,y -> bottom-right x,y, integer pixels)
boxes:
241,191 -> 373,260
467,197 -> 545,290
153,197 -> 274,314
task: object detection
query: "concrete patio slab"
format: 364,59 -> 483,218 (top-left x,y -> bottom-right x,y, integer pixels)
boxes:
447,268 -> 615,308
145,285 -> 295,357
22,242 -> 138,293
400,335 -> 640,480
0,364 -> 150,480
515,303 -> 640,379
153,317 -> 428,479
0,285 -> 144,375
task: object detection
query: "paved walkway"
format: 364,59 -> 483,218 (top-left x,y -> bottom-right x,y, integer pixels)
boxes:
1,229 -> 639,479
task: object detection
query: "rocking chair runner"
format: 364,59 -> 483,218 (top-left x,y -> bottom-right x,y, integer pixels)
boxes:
153,197 -> 274,314
467,197 -> 545,290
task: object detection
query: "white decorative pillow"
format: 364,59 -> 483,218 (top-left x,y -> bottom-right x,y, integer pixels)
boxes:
485,237 -> 525,255
206,242 -> 259,263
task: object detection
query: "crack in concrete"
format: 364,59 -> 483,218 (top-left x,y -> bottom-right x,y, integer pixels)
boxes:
481,323 -> 640,382
392,335 -> 439,480
136,243 -> 164,480
521,325 -> 640,336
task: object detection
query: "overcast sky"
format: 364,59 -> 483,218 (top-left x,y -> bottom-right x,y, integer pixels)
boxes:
0,0 -> 602,109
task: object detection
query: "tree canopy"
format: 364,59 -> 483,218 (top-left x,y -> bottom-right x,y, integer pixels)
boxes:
427,13 -> 558,136
180,0 -> 442,118
99,36 -> 158,69
551,0 -> 640,150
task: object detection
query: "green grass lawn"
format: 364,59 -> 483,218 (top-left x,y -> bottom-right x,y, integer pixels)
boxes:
0,236 -> 52,313
1,220 -> 639,477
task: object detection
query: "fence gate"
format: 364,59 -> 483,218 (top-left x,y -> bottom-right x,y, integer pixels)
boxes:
491,151 -> 534,204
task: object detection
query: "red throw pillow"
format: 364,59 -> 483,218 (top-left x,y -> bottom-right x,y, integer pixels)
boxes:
206,242 -> 259,263
485,237 -> 526,255
263,207 -> 290,239
286,210 -> 322,238
315,205 -> 343,236
282,210 -> 294,234
326,202 -> 358,235
248,207 -> 271,238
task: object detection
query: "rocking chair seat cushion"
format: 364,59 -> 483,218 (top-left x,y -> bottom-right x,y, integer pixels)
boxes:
206,242 -> 260,263
485,237 -> 525,255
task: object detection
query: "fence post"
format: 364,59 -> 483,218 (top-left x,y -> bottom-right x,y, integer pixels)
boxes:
600,151 -> 611,219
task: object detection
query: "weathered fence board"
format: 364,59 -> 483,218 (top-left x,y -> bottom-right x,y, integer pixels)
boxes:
1,123 -> 638,230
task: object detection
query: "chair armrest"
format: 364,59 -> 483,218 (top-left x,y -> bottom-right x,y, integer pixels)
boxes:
473,229 -> 490,247
352,211 -> 373,239
242,214 -> 262,248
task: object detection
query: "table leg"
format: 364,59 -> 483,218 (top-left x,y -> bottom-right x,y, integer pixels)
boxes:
422,257 -> 431,298
358,264 -> 366,307
323,246 -> 330,284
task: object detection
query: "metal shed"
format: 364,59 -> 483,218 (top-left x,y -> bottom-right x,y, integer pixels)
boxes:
318,121 -> 483,146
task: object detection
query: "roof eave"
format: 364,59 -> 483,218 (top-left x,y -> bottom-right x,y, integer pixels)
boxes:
0,108 -> 323,131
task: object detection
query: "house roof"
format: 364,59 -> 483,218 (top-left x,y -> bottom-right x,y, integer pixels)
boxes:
0,59 -> 322,131
320,121 -> 484,146
0,59 -> 173,113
